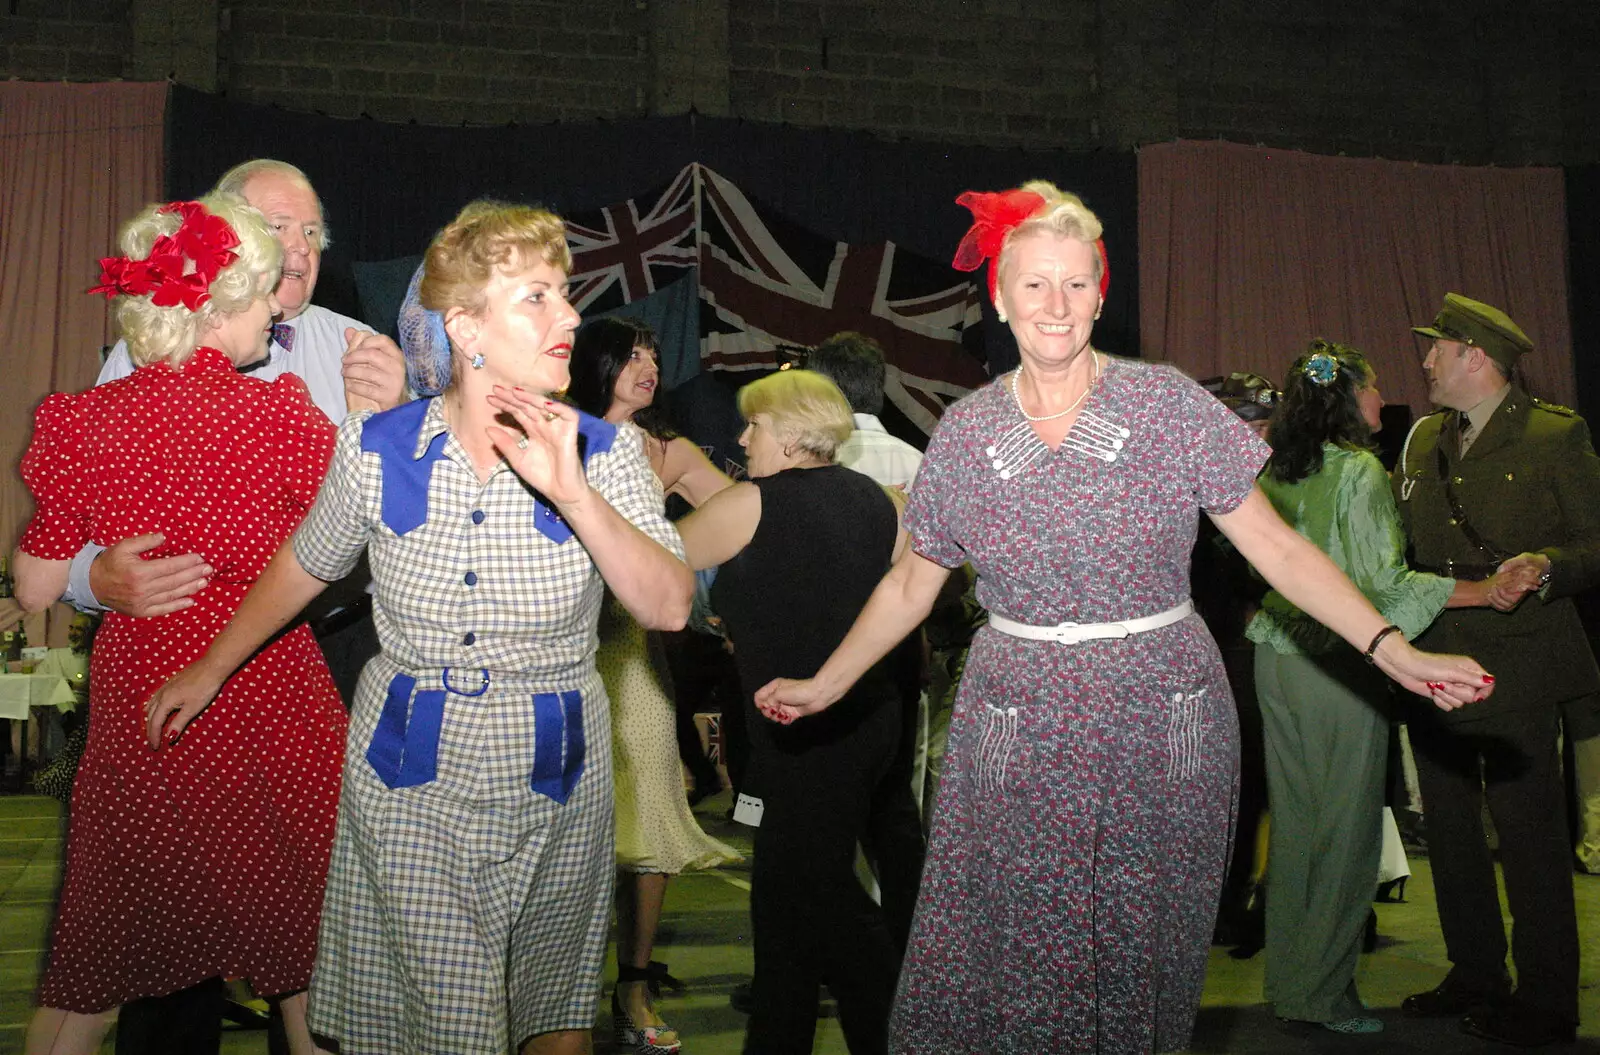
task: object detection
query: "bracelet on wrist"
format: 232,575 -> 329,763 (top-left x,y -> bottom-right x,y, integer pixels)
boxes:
1363,624 -> 1402,665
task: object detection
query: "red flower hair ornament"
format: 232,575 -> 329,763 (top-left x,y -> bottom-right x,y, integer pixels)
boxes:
952,189 -> 1110,303
88,201 -> 241,312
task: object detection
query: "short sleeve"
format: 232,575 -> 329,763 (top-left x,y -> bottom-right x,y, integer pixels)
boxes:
18,394 -> 94,559
263,373 -> 337,513
293,410 -> 375,581
590,425 -> 687,561
902,403 -> 969,568
1166,368 -> 1271,514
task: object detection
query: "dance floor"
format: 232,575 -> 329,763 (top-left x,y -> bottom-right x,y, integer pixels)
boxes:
2,792 -> 1597,1053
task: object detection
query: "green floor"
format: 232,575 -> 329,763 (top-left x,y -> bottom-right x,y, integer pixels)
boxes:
2,792 -> 1598,1054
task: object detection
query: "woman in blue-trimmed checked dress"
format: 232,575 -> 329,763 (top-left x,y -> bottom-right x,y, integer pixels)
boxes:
147,201 -> 694,1055
755,183 -> 1495,1053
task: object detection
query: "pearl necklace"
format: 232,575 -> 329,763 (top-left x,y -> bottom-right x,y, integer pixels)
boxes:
1008,352 -> 1101,422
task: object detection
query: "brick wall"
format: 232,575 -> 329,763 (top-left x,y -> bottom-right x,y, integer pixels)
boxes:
727,0 -> 1100,148
2,0 -> 1596,164
1,0 -> 126,81
223,0 -> 649,125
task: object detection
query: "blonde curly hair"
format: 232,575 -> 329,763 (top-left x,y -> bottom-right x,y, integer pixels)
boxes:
994,180 -> 1105,294
113,193 -> 282,368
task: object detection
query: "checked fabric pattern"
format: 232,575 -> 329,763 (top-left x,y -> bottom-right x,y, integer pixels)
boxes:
293,399 -> 684,1053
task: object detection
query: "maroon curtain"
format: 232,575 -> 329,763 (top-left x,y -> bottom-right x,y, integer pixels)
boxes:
1138,140 -> 1572,416
1,82 -> 166,639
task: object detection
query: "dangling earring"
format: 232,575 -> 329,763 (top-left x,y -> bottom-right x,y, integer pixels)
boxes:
996,310 -> 1008,323
470,353 -> 485,370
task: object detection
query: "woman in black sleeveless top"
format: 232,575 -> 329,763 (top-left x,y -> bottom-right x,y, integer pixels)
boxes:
679,369 -> 905,1055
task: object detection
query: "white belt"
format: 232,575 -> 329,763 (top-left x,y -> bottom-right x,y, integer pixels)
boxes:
987,600 -> 1194,644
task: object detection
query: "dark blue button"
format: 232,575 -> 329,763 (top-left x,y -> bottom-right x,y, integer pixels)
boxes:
464,571 -> 478,586
462,632 -> 476,646
471,510 -> 485,525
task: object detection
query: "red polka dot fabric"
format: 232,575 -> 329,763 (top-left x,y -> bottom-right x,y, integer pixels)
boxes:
19,346 -> 348,1012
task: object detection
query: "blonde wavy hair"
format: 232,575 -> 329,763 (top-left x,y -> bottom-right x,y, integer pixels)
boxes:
114,194 -> 282,368
737,369 -> 855,461
419,200 -> 572,319
995,179 -> 1105,293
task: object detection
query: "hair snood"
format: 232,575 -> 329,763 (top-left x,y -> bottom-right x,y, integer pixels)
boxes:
398,263 -> 452,397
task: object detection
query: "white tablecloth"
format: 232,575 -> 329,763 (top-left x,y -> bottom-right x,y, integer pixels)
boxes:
0,673 -> 78,720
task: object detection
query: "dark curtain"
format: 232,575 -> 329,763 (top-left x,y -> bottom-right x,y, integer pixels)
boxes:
164,86 -> 1138,371
1568,166 -> 1600,423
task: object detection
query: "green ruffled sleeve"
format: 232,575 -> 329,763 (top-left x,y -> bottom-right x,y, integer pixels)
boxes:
1247,447 -> 1453,654
1337,450 -> 1454,637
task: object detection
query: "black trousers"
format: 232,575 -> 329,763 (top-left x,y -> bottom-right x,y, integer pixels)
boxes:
745,693 -> 902,1055
314,604 -> 380,709
860,638 -> 926,954
1408,708 -> 1578,1022
113,978 -> 224,1055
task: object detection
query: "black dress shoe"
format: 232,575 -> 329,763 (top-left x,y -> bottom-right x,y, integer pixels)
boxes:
1401,974 -> 1511,1017
1462,1002 -> 1577,1048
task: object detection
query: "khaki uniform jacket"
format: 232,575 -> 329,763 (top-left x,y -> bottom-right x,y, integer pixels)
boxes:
1393,385 -> 1600,726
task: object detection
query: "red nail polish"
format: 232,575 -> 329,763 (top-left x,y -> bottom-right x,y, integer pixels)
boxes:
1483,674 -> 1495,683
165,727 -> 180,746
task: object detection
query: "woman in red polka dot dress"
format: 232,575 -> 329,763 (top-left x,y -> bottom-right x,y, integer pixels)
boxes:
10,195 -> 346,1055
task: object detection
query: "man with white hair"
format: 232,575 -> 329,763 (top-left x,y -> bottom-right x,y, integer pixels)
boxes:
61,162 -> 406,1051
64,159 -> 405,695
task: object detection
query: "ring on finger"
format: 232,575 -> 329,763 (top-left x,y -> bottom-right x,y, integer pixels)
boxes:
516,436 -> 529,449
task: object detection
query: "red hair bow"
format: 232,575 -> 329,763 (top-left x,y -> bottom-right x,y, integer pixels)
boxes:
87,200 -> 239,312
952,189 -> 1111,302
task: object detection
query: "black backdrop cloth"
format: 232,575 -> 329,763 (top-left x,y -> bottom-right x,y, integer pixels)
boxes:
1567,166 -> 1600,423
166,86 -> 1139,374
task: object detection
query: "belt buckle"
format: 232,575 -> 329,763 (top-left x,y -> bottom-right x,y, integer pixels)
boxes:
443,667 -> 490,696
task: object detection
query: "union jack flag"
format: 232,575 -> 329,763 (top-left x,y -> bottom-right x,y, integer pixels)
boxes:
695,165 -> 988,433
566,164 -> 698,314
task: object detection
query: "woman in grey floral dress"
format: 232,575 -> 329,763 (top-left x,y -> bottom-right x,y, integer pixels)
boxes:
757,181 -> 1495,1054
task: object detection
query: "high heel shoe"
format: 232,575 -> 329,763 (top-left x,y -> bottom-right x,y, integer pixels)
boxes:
614,964 -> 682,1055
1374,876 -> 1407,903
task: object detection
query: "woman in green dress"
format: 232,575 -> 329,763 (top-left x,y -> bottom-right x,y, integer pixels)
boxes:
1247,339 -> 1530,1034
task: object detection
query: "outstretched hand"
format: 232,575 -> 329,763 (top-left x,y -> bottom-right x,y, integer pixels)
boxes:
485,386 -> 590,508
1370,636 -> 1494,711
754,676 -> 842,725
144,663 -> 226,750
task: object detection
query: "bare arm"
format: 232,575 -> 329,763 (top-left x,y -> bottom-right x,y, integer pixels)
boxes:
675,482 -> 761,571
1213,486 -> 1492,706
12,550 -> 70,614
756,548 -> 952,721
488,387 -> 690,630
144,542 -> 330,747
657,435 -> 735,508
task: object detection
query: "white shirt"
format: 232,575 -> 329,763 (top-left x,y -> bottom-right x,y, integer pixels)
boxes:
835,413 -> 923,489
96,303 -> 372,426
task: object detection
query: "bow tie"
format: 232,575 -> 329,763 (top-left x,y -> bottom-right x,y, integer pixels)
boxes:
271,322 -> 295,352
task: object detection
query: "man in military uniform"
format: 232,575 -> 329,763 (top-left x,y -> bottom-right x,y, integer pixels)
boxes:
1393,293 -> 1600,1046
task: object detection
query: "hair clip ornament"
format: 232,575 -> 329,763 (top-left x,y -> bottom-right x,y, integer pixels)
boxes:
1302,352 -> 1339,387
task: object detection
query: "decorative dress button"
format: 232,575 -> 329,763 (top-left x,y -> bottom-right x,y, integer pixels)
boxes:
472,510 -> 485,524
463,632 -> 476,645
1452,476 -> 1463,485
1504,472 -> 1515,481
464,571 -> 478,586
